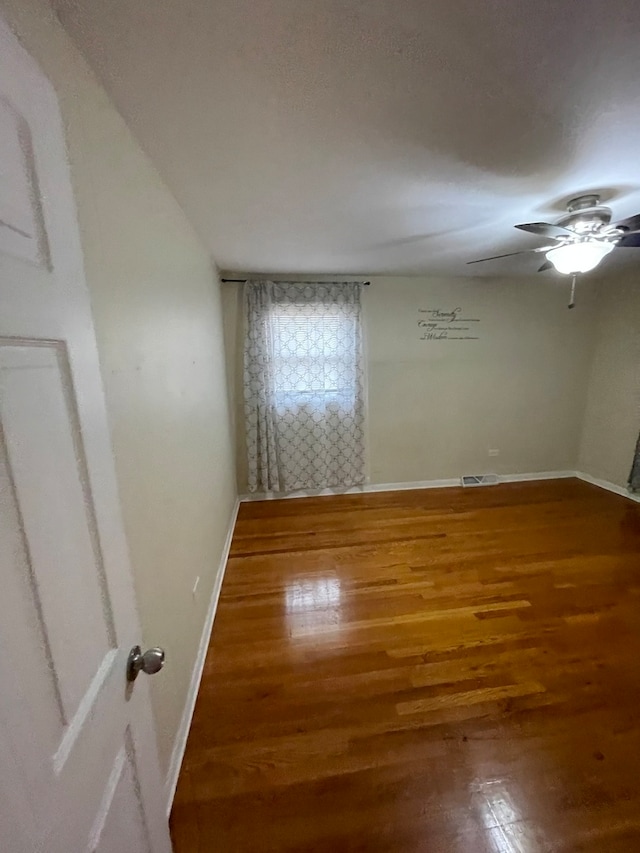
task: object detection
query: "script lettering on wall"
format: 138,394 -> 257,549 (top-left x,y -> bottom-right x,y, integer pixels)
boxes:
418,307 -> 480,341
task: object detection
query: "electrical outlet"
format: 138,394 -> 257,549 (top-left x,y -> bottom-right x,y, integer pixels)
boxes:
488,449 -> 500,457
192,575 -> 200,597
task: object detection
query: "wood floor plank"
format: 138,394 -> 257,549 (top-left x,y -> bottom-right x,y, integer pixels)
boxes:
170,478 -> 640,851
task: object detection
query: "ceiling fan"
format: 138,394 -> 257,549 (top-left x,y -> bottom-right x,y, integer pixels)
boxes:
468,194 -> 640,306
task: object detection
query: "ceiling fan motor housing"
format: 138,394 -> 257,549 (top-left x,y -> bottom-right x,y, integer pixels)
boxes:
556,195 -> 616,236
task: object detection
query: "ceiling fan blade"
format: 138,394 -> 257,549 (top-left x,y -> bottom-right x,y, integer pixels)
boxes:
612,213 -> 640,233
467,245 -> 553,265
538,260 -> 553,272
615,232 -> 640,248
515,222 -> 575,240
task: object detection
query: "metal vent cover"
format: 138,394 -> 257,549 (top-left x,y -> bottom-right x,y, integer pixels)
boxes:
461,473 -> 500,487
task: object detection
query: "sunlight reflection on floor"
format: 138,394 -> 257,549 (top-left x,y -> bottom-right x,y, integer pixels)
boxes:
472,778 -> 543,852
284,575 -> 343,638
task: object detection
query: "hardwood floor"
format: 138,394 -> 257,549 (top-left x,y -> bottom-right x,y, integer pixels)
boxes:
170,478 -> 640,852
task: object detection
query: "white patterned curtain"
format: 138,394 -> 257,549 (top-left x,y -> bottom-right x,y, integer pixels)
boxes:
243,281 -> 366,493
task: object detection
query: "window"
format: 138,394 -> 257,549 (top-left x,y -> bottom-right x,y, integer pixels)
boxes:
269,303 -> 360,407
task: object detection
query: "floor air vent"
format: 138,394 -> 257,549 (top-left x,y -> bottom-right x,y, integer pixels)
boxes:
461,473 -> 500,488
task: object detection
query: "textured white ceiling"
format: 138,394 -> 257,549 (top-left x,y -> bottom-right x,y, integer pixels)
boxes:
54,0 -> 640,277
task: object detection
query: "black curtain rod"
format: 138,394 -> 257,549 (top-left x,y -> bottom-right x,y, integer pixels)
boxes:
222,278 -> 370,285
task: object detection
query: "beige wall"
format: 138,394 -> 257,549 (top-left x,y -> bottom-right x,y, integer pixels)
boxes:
223,275 -> 599,490
2,0 -> 237,776
579,271 -> 640,489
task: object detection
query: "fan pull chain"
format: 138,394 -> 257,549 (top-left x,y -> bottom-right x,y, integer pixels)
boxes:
568,274 -> 577,309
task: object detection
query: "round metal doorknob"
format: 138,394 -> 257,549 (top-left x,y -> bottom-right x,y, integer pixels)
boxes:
126,645 -> 165,682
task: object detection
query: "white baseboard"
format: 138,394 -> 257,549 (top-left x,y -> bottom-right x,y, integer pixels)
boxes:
164,496 -> 240,816
500,470 -> 575,483
240,470 -> 576,502
575,470 -> 640,503
359,477 -> 460,493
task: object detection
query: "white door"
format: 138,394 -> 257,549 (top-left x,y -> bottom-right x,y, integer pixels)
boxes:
0,16 -> 173,853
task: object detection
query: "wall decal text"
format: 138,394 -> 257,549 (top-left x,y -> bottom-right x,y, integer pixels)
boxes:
417,307 -> 480,341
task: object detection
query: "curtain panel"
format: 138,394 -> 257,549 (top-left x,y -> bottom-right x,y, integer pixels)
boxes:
243,280 -> 366,493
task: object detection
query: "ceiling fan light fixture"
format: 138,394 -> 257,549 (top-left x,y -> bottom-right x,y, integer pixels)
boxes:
545,241 -> 615,274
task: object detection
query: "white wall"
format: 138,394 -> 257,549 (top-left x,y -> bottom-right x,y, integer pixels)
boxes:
579,270 -> 640,489
1,0 -> 237,777
223,274 -> 599,490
